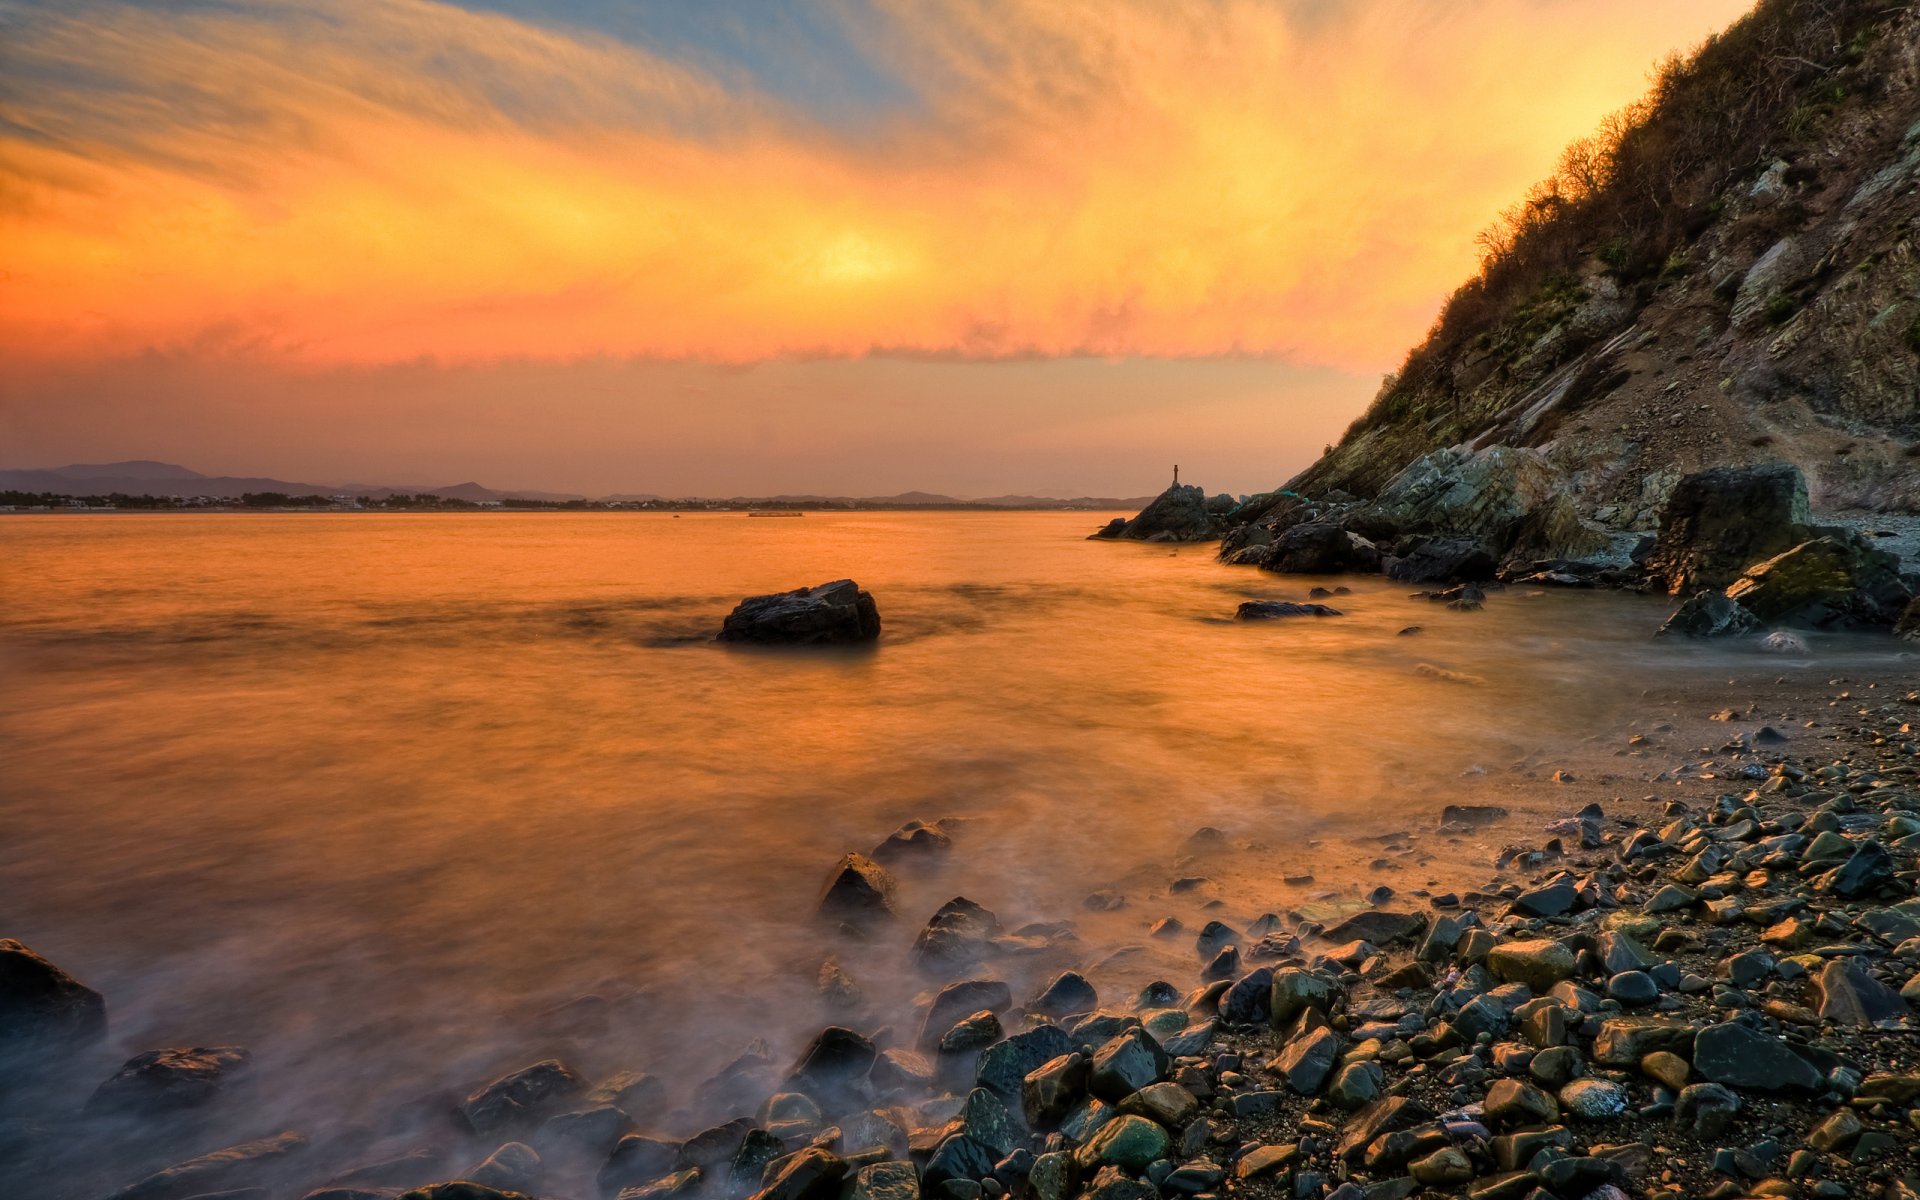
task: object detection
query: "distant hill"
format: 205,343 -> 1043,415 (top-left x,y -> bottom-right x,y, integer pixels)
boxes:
0,461 -> 1158,509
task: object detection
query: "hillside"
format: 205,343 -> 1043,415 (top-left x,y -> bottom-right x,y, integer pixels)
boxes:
1287,0 -> 1920,524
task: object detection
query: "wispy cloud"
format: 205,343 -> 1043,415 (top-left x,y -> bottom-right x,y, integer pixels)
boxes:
0,0 -> 1750,367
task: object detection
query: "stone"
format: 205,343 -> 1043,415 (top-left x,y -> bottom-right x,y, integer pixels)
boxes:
914,899 -> 1003,974
1725,535 -> 1911,628
1674,1083 -> 1741,1139
1808,1109 -> 1864,1154
1233,1143 -> 1299,1180
1269,968 -> 1334,1028
1409,1147 -> 1474,1187
920,980 -> 1015,1050
1641,1051 -> 1689,1091
463,1061 -> 583,1134
1819,841 -> 1896,899
717,580 -> 880,645
1030,973 -> 1098,1019
467,1143 -> 542,1194
600,1135 -> 678,1195
1812,958 -> 1910,1027
104,1132 -> 307,1200
753,1146 -> 848,1200
1219,967 -> 1274,1026
0,938 -> 106,1051
817,853 -> 898,923
1512,881 -> 1578,918
1646,463 -> 1812,593
1073,1115 -> 1169,1173
959,1087 -> 1020,1158
1660,591 -> 1762,638
534,1105 -> 630,1159
1323,911 -> 1426,946
871,820 -> 952,864
87,1046 -> 251,1114
788,1027 -> 877,1102
1260,522 -> 1381,574
976,1026 -> 1074,1101
1558,1078 -> 1627,1119
850,1163 -> 920,1200
1486,939 -> 1576,990
1605,971 -> 1659,1006
1591,1018 -> 1693,1067
1022,1053 -> 1088,1127
1271,1026 -> 1339,1094
1236,601 -> 1342,619
1088,1028 -> 1169,1101
1483,1080 -> 1558,1126
1691,1023 -> 1823,1091
1092,484 -> 1219,544
1327,1062 -> 1384,1111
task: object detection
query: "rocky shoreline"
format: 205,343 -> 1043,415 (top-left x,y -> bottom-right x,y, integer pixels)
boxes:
8,650 -> 1920,1200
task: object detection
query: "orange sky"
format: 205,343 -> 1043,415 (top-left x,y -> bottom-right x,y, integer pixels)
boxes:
0,0 -> 1754,494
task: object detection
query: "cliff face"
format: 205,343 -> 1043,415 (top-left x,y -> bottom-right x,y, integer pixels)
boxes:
1291,0 -> 1920,524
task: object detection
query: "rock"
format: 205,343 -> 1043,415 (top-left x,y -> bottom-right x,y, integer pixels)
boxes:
1235,601 -> 1342,619
1087,1028 -> 1169,1101
717,580 -> 880,645
1409,1147 -> 1474,1187
398,1186 -> 534,1200
1808,1109 -> 1864,1154
463,1061 -> 583,1134
1327,1061 -> 1385,1110
849,1161 -> 920,1200
751,1145 -> 847,1200
818,853 -> 898,923
1269,969 -> 1334,1028
1322,910 -> 1425,946
1486,939 -> 1576,989
1511,880 -> 1578,918
1483,1079 -> 1558,1126
1691,1022 -> 1823,1091
87,1046 -> 252,1114
976,1025 -> 1074,1101
1092,484 -> 1219,543
1592,1018 -> 1694,1066
1219,967 -> 1274,1026
1813,958 -> 1910,1027
788,1027 -> 876,1102
1259,523 -> 1381,574
872,820 -> 953,864
1022,1053 -> 1089,1126
1818,841 -> 1895,899
1759,630 -> 1808,653
600,1135 -> 678,1195
920,981 -> 1014,1050
1440,803 -> 1508,827
1559,1078 -> 1627,1119
105,1131 -> 307,1200
1674,1083 -> 1741,1139
1270,1026 -> 1339,1094
1646,464 -> 1812,593
1030,973 -> 1098,1019
1725,536 -> 1911,627
1660,591 -> 1762,638
1073,1115 -> 1169,1173
1605,971 -> 1659,1007
1357,445 -> 1575,555
534,1104 -> 630,1159
1384,537 -> 1498,583
1123,1081 -> 1199,1127
0,938 -> 106,1051
466,1143 -> 542,1194
913,898 -> 1003,974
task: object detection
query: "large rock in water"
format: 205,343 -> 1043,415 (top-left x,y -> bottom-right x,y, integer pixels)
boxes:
1087,484 -> 1218,543
1644,463 -> 1812,593
1724,535 -> 1911,627
817,853 -> 898,923
1258,523 -> 1381,574
0,938 -> 106,1052
718,580 -> 880,645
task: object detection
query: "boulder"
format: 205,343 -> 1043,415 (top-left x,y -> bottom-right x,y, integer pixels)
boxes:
817,853 -> 898,923
1645,463 -> 1811,593
1690,1022 -> 1823,1091
0,939 -> 106,1051
1813,958 -> 1910,1027
717,580 -> 880,645
911,898 -> 1002,974
462,1060 -> 584,1134
87,1046 -> 252,1114
1383,537 -> 1498,583
1724,536 -> 1911,627
1486,939 -> 1576,990
105,1131 -> 307,1200
1658,591 -> 1761,638
1089,484 -> 1218,543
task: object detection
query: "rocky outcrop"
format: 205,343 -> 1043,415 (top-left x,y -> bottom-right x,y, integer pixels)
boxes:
1724,535 -> 1911,627
717,581 -> 880,645
1088,484 -> 1220,543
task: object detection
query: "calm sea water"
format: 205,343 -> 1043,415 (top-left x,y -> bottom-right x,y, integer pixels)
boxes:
0,511 -> 1843,1188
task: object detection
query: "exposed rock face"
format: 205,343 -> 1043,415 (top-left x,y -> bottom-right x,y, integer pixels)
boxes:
1645,464 -> 1813,593
1353,445 -> 1589,556
1088,484 -> 1220,543
717,580 -> 880,645
0,938 -> 106,1051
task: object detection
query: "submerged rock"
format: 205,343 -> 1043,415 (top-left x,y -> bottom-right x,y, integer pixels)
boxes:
717,580 -> 880,645
87,1046 -> 252,1114
105,1130 -> 307,1200
817,853 -> 898,923
0,938 -> 106,1052
462,1060 -> 584,1134
1235,601 -> 1342,619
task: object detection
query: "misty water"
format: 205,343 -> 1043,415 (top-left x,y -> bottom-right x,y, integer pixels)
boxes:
0,511 -> 1856,1193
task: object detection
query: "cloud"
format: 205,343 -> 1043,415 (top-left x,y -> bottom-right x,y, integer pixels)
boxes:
0,0 -> 1751,368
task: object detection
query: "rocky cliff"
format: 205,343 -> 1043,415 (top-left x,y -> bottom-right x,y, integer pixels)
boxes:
1282,0 -> 1920,523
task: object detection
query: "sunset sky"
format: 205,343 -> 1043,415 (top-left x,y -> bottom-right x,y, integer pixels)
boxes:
1,0 -> 1752,496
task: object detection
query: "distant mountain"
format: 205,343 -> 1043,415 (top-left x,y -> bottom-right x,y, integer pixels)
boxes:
0,460 -> 1160,509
